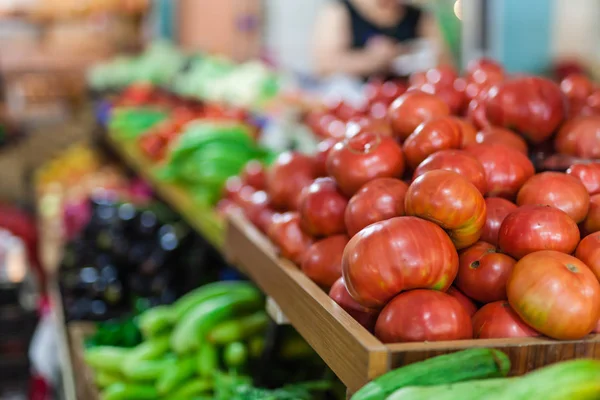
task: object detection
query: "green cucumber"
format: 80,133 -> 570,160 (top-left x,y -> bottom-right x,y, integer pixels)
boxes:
387,378 -> 512,400
156,356 -> 196,395
100,382 -> 158,400
170,287 -> 262,354
351,349 -> 511,400
223,341 -> 248,369
137,305 -> 173,338
94,371 -> 122,389
85,347 -> 130,374
122,358 -> 175,382
207,311 -> 269,344
168,379 -> 213,399
122,336 -> 170,371
197,341 -> 219,378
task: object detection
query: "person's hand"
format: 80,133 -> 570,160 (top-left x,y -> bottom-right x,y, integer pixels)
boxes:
366,36 -> 400,72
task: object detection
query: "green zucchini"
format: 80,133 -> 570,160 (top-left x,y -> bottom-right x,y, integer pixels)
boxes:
351,349 -> 511,400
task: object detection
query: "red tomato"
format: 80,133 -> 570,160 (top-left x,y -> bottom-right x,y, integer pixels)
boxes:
314,138 -> 338,177
465,144 -> 535,199
426,65 -> 459,87
267,152 -> 317,211
345,178 -> 408,238
507,250 -> 600,340
455,242 -> 516,303
555,116 -> 600,159
517,172 -> 590,223
375,289 -> 473,343
238,190 -> 274,234
267,212 -> 314,265
342,216 -> 459,308
498,205 -> 580,260
575,232 -> 600,281
455,117 -> 478,147
301,235 -> 348,288
329,278 -> 379,331
327,131 -> 405,196
415,81 -> 467,115
405,170 -> 487,249
472,301 -> 539,339
560,73 -> 593,102
346,116 -> 393,137
413,149 -> 487,195
365,79 -> 407,105
581,194 -> 600,236
466,98 -> 490,130
485,77 -> 565,144
567,162 -> 600,195
481,198 -> 517,246
447,286 -> 478,317
240,160 -> 266,190
298,177 -> 348,237
475,127 -> 528,154
388,91 -> 450,141
403,117 -> 463,170
466,58 -> 505,88
215,198 -> 238,218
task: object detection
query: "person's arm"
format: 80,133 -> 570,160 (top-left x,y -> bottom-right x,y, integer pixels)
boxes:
313,2 -> 398,77
417,11 -> 454,67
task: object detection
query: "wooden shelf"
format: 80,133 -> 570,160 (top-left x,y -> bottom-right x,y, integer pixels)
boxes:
106,135 -> 225,250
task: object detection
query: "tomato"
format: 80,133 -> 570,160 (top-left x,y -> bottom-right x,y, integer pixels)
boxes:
387,91 -> 450,141
446,286 -> 478,317
455,117 -> 478,147
567,162 -> 600,195
507,250 -> 600,340
498,205 -> 580,259
364,79 -> 407,106
485,77 -> 565,144
327,131 -> 405,196
581,194 -> 600,236
215,198 -> 237,218
342,216 -> 458,308
240,160 -> 266,190
426,65 -> 459,87
560,73 -> 593,102
222,176 -> 246,201
346,116 -> 393,137
575,232 -> 600,281
329,278 -> 379,331
402,117 -> 463,170
313,138 -> 338,177
267,212 -> 314,265
301,235 -> 348,288
298,177 -> 348,237
554,116 -> 600,159
466,58 -> 505,88
475,127 -> 528,154
267,152 -> 317,211
455,241 -> 516,303
344,178 -> 408,238
466,98 -> 490,129
405,170 -> 486,249
238,190 -> 274,234
375,289 -> 473,343
465,143 -> 535,199
414,81 -> 467,115
413,149 -> 487,195
472,301 -> 539,339
517,172 -> 590,223
481,197 -> 517,246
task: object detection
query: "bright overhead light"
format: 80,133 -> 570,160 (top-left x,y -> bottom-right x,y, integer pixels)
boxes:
454,0 -> 462,20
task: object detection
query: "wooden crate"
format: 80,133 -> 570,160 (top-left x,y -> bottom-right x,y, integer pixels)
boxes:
225,212 -> 600,393
68,322 -> 99,400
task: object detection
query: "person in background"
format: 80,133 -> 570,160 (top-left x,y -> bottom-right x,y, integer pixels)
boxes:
313,0 -> 452,78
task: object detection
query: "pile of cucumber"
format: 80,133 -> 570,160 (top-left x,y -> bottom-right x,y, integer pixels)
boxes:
84,281 -> 269,400
351,349 -> 600,400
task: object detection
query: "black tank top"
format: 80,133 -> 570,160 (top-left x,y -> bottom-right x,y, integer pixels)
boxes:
340,1 -> 422,49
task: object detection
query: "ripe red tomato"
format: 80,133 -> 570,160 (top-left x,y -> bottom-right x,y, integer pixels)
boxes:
403,117 -> 463,170
455,117 -> 478,147
581,194 -> 600,236
567,162 -> 600,195
342,216 -> 459,308
481,197 -> 517,246
455,241 -> 516,303
498,205 -> 580,259
466,98 -> 490,129
405,170 -> 486,249
301,235 -> 348,288
485,77 -> 565,144
346,116 -> 393,137
575,232 -> 600,281
446,286 -> 478,317
313,138 -> 338,177
475,127 -> 528,154
267,152 -> 316,211
472,301 -> 539,339
387,91 -> 450,141
560,73 -> 593,102
238,190 -> 274,234
222,176 -> 246,201
426,65 -> 459,87
465,143 -> 535,199
517,172 -> 591,223
329,278 -> 379,331
267,212 -> 314,265
414,81 -> 467,115
344,178 -> 408,237
298,177 -> 348,237
326,131 -> 405,196
507,250 -> 600,339
413,149 -> 487,195
240,160 -> 266,190
375,289 -> 473,343
554,116 -> 600,159
466,58 -> 505,88
364,79 -> 407,106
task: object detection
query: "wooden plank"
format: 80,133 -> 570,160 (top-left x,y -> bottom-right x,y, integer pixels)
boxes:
105,135 -> 225,250
225,212 -> 389,392
68,322 -> 99,400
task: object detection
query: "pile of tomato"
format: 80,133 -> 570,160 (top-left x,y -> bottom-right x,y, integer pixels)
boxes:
222,58 -> 600,344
